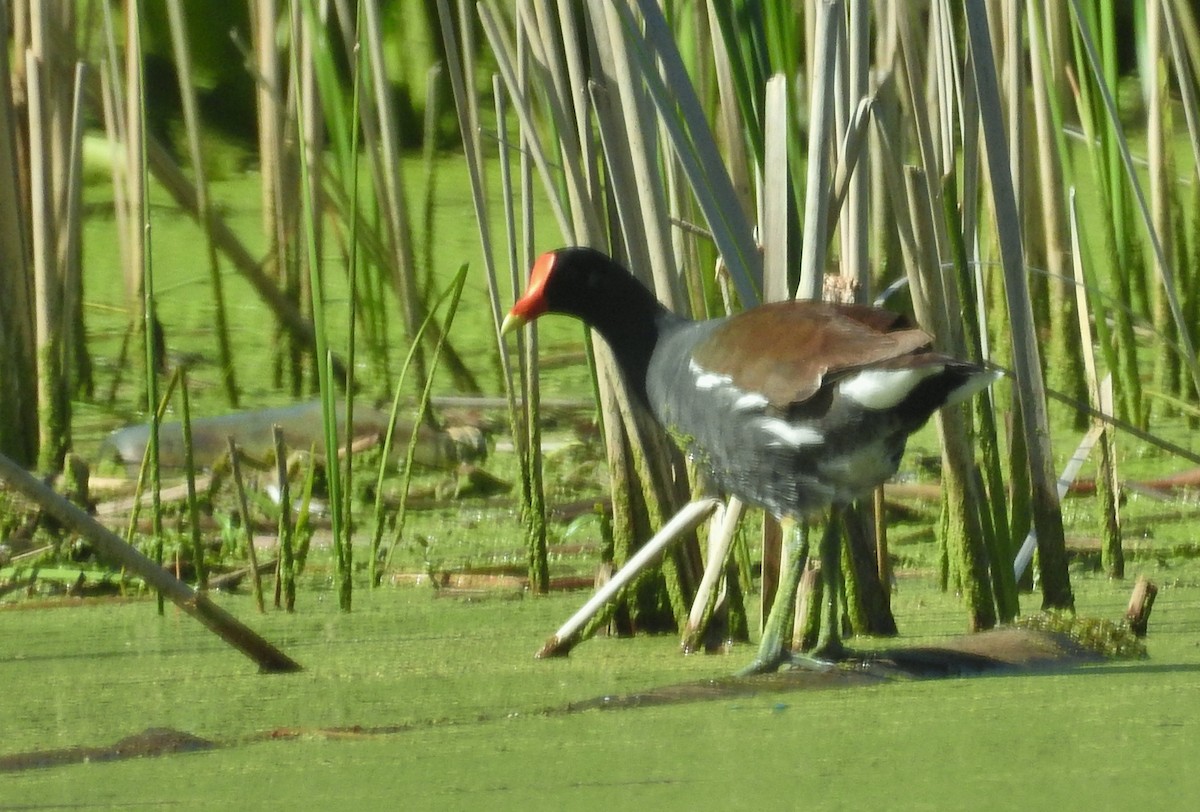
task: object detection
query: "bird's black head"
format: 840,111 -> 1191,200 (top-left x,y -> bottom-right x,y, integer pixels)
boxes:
502,247 -> 662,336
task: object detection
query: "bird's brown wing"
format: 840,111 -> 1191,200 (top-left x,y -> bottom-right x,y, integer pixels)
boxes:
689,300 -> 934,408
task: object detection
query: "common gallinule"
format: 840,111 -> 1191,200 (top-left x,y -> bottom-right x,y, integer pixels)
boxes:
502,247 -> 998,672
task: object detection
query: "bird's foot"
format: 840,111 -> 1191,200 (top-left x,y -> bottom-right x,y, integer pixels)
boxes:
781,651 -> 840,672
807,638 -> 846,663
737,648 -> 841,676
736,650 -> 789,677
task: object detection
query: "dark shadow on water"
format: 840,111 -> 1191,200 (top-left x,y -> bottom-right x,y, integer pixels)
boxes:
0,728 -> 215,774
559,628 -> 1138,711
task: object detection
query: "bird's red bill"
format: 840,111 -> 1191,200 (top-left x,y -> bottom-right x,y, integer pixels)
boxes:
509,251 -> 557,321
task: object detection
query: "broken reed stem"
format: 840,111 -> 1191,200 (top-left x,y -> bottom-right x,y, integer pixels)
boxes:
1124,576 -> 1157,637
759,516 -> 783,633
537,498 -> 720,659
682,497 -> 744,652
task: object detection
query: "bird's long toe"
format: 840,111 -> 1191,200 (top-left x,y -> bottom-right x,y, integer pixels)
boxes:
737,650 -> 789,677
805,639 -> 847,664
737,649 -> 841,676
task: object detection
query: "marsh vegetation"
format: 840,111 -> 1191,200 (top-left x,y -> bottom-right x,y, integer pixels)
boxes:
2,1 -> 1200,802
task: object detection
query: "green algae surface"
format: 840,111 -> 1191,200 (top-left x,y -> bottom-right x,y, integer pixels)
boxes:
3,572 -> 1199,810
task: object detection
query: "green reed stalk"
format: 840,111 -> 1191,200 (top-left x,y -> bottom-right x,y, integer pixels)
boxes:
368,264 -> 470,585
292,446 -> 319,578
360,0 -> 425,384
966,0 -> 1073,611
1025,0 -> 1088,430
437,1 -> 552,595
1068,191 -> 1123,580
419,63 -> 443,292
122,3 -> 167,612
380,263 -> 469,577
165,0 -> 238,407
1070,0 -> 1200,408
709,0 -> 807,269
291,0 -> 347,610
226,437 -> 265,614
1147,0 -> 1182,420
619,0 -> 762,303
338,0 -> 366,602
494,68 -> 548,592
124,369 -> 179,545
1067,2 -> 1144,427
272,426 -> 295,611
941,177 -> 1017,622
795,0 -> 838,301
0,6 -> 36,466
177,367 -> 205,589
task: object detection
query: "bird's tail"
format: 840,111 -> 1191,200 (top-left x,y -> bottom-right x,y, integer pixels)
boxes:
941,364 -> 1003,409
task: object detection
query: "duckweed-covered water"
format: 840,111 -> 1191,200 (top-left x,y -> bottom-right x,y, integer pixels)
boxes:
3,569 -> 1199,808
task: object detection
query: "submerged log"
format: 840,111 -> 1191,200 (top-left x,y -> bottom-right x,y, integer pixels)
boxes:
98,399 -> 486,472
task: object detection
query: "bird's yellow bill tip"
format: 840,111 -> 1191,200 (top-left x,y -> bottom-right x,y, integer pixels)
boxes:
500,312 -> 526,337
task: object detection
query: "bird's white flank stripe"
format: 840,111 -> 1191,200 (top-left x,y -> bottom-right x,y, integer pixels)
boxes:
758,417 -> 824,448
837,366 -> 943,410
689,359 -> 732,391
695,372 -> 732,390
733,392 -> 769,412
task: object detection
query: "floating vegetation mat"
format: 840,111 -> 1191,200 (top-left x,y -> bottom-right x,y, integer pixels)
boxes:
1014,611 -> 1147,661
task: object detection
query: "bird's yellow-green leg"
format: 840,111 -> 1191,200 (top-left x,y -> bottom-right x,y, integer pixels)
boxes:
738,518 -> 810,675
809,507 -> 846,661
739,511 -> 848,675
